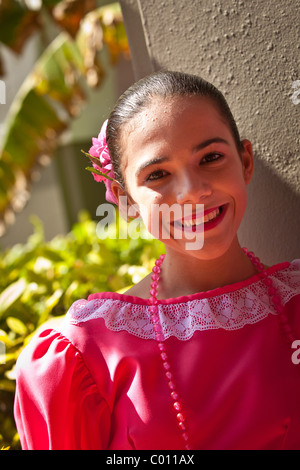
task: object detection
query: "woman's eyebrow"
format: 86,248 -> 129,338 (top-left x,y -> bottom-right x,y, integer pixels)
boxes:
192,137 -> 230,153
135,156 -> 170,177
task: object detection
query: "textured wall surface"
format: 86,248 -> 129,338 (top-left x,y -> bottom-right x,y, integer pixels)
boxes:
120,0 -> 299,264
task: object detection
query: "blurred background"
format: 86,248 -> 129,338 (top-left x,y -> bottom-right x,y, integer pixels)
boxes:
0,0 -> 135,248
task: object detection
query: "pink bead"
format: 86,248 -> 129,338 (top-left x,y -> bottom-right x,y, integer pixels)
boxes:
158,342 -> 166,351
151,281 -> 159,289
151,273 -> 160,281
153,323 -> 162,333
155,259 -> 162,266
252,256 -> 260,266
173,401 -> 182,411
276,304 -> 284,314
152,266 -> 161,274
168,380 -> 176,390
150,288 -> 157,297
160,352 -> 168,361
155,333 -> 165,342
150,305 -> 158,314
178,421 -> 186,431
257,262 -> 265,271
182,432 -> 189,442
176,412 -> 185,422
151,314 -> 159,323
165,371 -> 173,380
268,286 -> 276,296
264,278 -> 273,287
171,391 -> 179,400
150,296 -> 158,305
163,361 -> 171,371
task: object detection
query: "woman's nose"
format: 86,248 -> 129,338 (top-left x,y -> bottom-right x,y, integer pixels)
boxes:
175,171 -> 212,204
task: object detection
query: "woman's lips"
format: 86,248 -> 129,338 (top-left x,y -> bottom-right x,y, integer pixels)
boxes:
173,205 -> 226,230
181,206 -> 220,222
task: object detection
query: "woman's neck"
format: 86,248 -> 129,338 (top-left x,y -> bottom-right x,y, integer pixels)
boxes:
158,238 -> 259,299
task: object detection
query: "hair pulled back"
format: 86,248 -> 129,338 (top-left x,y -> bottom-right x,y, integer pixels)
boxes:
106,70 -> 243,187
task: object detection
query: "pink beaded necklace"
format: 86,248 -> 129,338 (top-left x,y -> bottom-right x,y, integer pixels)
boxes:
148,248 -> 297,450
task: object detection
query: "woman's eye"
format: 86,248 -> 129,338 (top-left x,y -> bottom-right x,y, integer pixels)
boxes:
146,169 -> 167,181
201,153 -> 223,164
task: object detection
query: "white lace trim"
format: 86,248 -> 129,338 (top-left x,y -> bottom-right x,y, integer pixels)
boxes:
67,260 -> 300,341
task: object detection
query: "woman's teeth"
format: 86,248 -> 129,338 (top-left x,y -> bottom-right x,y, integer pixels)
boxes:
181,207 -> 221,227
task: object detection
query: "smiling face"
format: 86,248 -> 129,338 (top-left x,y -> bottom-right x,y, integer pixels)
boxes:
112,95 -> 254,260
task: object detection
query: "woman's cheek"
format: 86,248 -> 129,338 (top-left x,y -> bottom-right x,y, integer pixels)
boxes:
137,199 -> 159,238
234,184 -> 248,226
135,192 -> 167,239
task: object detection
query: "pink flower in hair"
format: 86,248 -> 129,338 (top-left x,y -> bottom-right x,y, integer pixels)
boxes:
88,120 -> 118,205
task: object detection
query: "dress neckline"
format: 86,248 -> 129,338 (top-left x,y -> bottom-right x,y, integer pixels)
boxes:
88,261 -> 290,306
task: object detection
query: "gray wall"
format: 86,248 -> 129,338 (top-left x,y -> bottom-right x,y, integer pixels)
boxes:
120,0 -> 299,265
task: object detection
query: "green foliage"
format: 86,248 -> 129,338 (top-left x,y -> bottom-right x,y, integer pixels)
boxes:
0,212 -> 164,449
0,1 -> 130,235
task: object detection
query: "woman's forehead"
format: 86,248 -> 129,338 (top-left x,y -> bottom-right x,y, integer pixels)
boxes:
121,95 -> 229,147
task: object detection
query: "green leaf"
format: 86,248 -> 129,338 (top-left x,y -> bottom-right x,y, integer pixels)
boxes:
0,329 -> 13,347
1,87 -> 67,167
0,278 -> 27,318
81,149 -> 103,166
0,4 -> 129,236
37,288 -> 64,326
38,247 -> 65,263
85,166 -> 115,181
6,317 -> 27,336
0,0 -> 40,53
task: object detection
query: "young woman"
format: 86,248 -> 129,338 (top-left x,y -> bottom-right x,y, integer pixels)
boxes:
14,71 -> 300,450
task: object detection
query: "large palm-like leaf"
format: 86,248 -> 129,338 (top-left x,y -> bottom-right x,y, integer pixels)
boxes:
0,1 -> 129,235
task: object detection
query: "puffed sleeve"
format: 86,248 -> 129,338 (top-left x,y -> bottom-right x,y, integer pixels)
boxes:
14,328 -> 111,450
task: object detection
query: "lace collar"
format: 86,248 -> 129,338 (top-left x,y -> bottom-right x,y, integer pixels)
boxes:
67,260 -> 300,341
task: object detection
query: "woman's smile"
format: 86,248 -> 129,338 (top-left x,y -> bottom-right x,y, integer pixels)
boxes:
173,204 -> 227,231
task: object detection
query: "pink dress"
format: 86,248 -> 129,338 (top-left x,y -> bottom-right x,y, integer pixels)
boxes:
14,260 -> 300,450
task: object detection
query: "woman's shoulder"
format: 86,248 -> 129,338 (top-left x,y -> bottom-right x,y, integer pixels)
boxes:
16,322 -> 84,377
14,324 -> 96,414
14,319 -> 113,450
15,315 -> 114,400
271,259 -> 300,293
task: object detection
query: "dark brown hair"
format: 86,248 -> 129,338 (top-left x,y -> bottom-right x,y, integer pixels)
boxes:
106,70 -> 243,187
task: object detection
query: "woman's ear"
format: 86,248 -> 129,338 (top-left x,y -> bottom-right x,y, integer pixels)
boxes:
111,181 -> 141,222
240,139 -> 254,185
